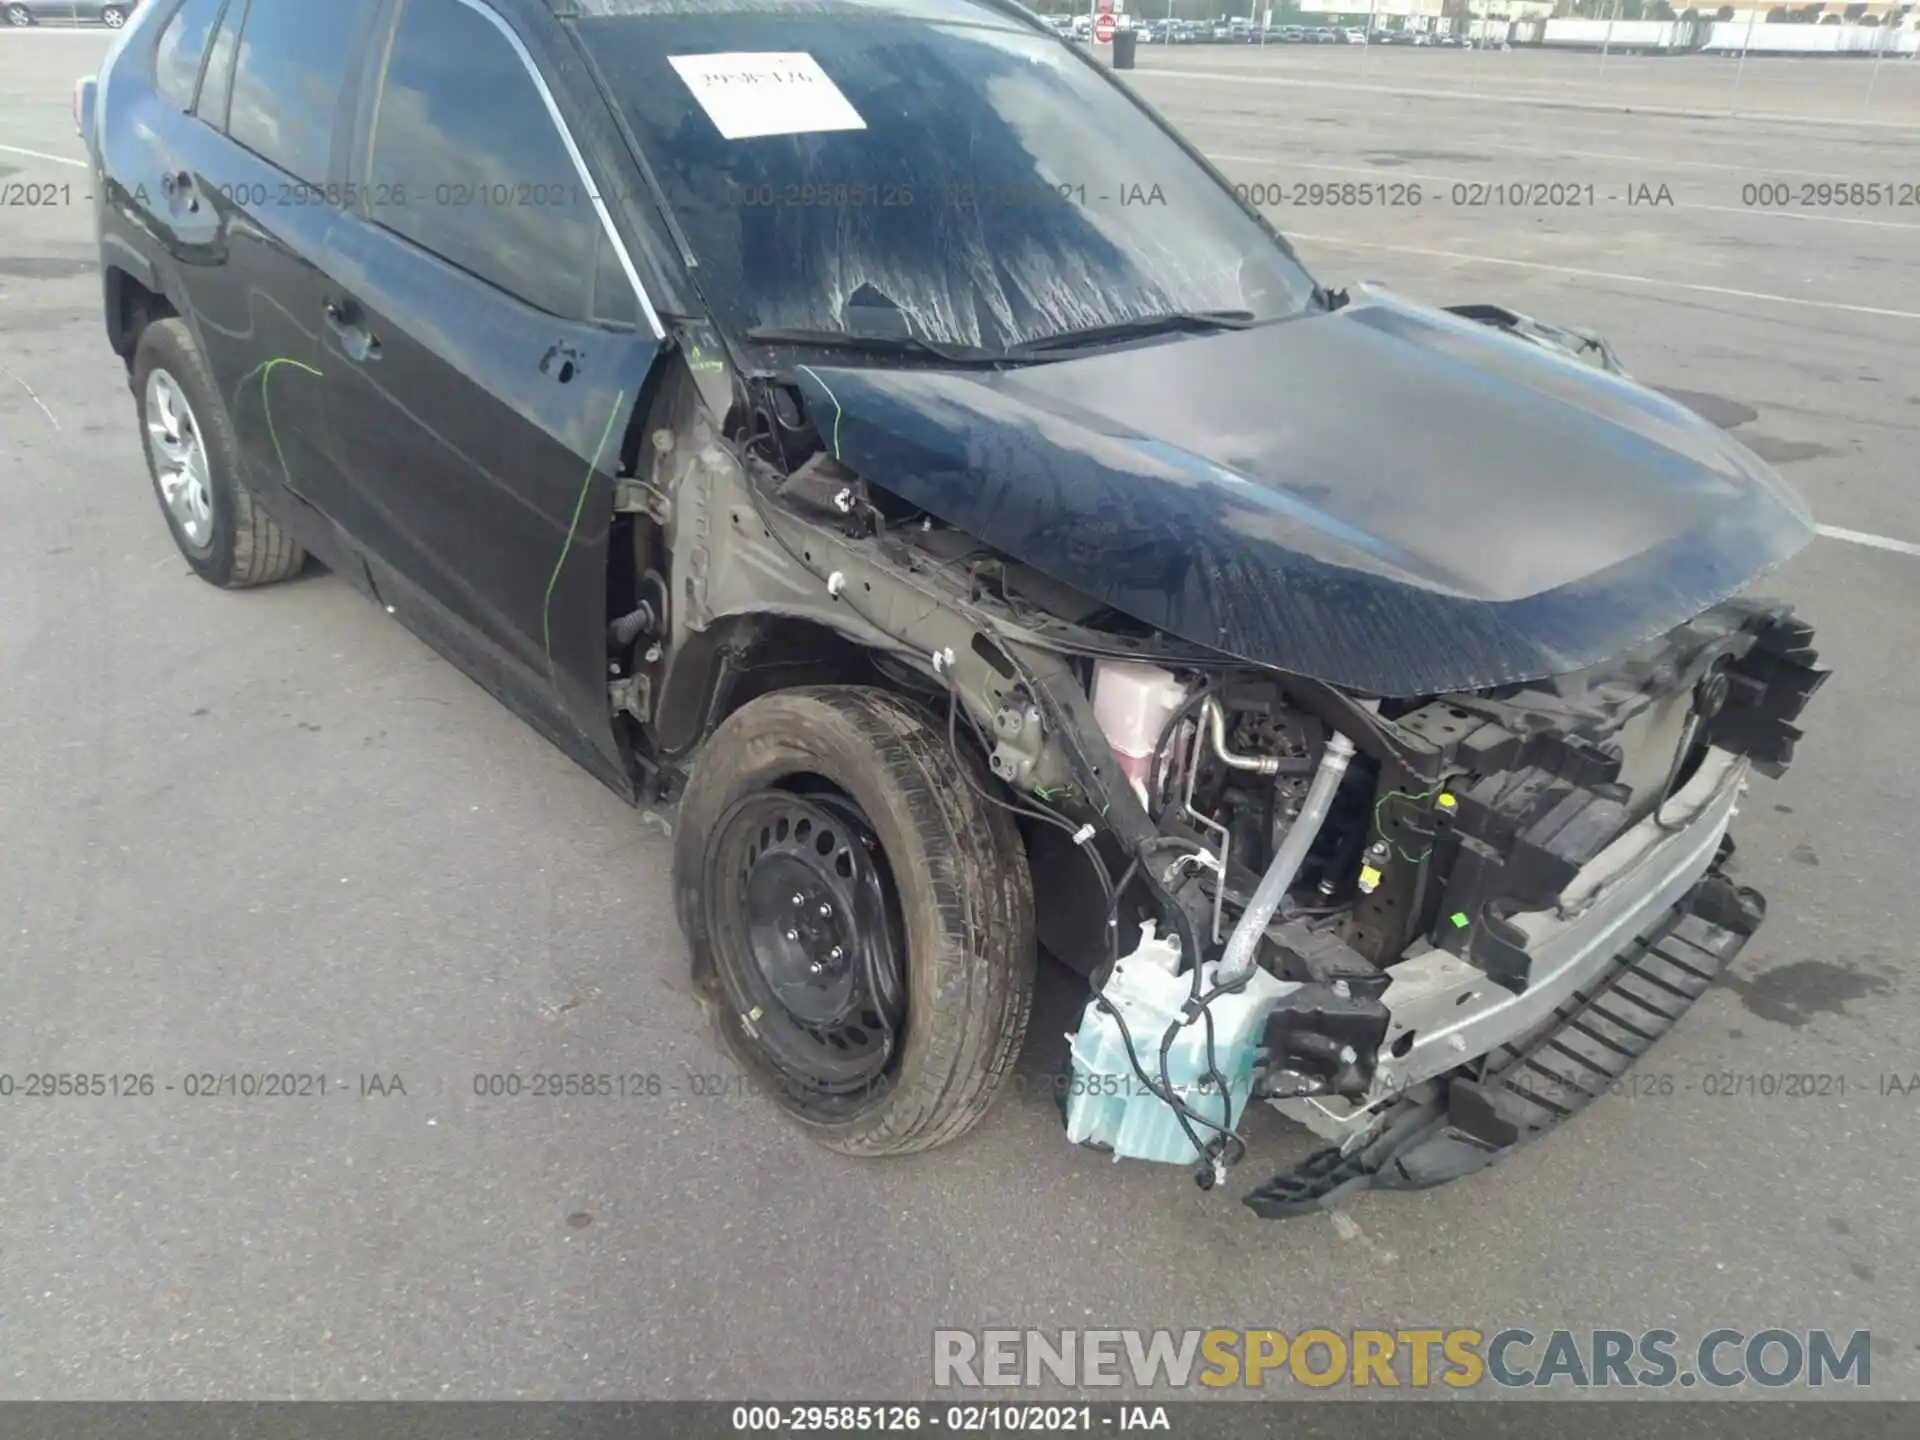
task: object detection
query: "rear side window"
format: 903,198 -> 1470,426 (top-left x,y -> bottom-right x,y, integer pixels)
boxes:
365,0 -> 599,319
227,0 -> 368,185
194,0 -> 245,128
153,0 -> 228,110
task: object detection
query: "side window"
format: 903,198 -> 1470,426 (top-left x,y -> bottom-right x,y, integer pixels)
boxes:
194,0 -> 246,130
227,0 -> 368,185
366,0 -> 601,320
589,225 -> 638,330
153,0 -> 228,111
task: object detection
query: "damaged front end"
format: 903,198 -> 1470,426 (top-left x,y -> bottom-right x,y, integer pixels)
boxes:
560,0 -> 1829,1211
621,283 -> 1826,1215
1049,595 -> 1823,1211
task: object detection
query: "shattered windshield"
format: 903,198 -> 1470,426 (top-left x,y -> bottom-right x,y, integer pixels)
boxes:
573,0 -> 1318,352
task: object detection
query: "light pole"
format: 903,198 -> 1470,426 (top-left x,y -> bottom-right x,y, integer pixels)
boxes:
1729,0 -> 1759,112
1862,10 -> 1889,112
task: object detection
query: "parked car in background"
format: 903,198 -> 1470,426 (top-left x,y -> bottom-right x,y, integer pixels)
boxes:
1342,26 -> 1367,42
6,0 -> 136,24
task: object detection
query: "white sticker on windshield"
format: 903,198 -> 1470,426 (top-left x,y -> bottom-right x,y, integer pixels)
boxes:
668,53 -> 867,141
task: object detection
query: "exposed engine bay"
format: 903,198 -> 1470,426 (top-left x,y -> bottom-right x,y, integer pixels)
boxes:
614,301 -> 1828,1214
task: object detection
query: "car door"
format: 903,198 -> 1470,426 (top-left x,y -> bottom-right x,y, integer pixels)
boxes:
318,0 -> 665,779
126,0 -> 376,532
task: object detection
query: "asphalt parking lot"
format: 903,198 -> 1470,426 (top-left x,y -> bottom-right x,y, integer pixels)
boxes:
2,31 -> 1917,1401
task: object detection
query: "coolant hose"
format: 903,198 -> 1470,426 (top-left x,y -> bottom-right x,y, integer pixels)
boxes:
1214,731 -> 1358,986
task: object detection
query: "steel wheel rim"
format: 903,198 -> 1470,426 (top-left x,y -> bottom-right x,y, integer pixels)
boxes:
7,6 -> 30,22
707,788 -> 907,1095
104,8 -> 124,23
145,368 -> 215,552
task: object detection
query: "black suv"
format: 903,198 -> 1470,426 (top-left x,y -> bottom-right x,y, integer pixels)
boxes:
80,0 -> 1824,1212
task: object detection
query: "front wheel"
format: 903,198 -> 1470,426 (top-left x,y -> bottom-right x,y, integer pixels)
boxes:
674,686 -> 1036,1156
6,6 -> 34,26
101,5 -> 126,25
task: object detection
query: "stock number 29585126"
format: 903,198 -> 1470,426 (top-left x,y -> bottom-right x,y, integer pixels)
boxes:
1743,181 -> 1919,209
0,1073 -> 156,1097
1234,180 -> 1423,208
472,1072 -> 664,1098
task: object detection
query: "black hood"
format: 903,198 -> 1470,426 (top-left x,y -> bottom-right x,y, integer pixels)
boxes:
789,289 -> 1814,697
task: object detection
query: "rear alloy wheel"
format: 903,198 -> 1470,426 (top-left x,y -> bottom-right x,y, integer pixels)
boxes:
7,6 -> 33,25
145,368 -> 215,557
133,318 -> 306,587
101,5 -> 126,24
674,686 -> 1036,1156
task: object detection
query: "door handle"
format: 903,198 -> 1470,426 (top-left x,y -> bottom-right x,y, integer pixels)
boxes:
324,297 -> 381,363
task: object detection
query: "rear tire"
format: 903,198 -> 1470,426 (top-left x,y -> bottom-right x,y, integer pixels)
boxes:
674,686 -> 1036,1156
133,318 -> 306,588
101,5 -> 125,24
6,6 -> 33,25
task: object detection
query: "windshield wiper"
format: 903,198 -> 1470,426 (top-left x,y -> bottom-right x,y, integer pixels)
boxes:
745,325 -> 1003,366
1008,309 -> 1256,355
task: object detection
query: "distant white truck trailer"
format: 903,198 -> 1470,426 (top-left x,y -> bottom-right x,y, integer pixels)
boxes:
1515,17 -> 1919,55
1529,18 -> 1709,51
1699,21 -> 1920,55
1543,18 -> 1697,50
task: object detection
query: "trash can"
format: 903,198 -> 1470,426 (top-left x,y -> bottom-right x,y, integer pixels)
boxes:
1112,26 -> 1137,68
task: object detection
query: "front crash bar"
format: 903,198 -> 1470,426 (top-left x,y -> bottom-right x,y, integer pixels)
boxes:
1243,861 -> 1765,1218
1357,745 -> 1749,1104
1244,745 -> 1759,1218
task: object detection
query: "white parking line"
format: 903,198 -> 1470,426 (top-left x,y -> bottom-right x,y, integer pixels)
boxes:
1816,524 -> 1920,559
1469,135 -> 1918,186
1208,111 -> 1915,175
1,364 -> 60,430
0,141 -> 86,169
1201,115 -> 1920,199
1139,66 -> 1920,131
1283,230 -> 1920,322
1208,150 -> 1920,233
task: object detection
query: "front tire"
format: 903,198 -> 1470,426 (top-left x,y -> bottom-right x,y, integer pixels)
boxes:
101,5 -> 126,25
6,6 -> 33,25
133,318 -> 306,588
674,686 -> 1036,1156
